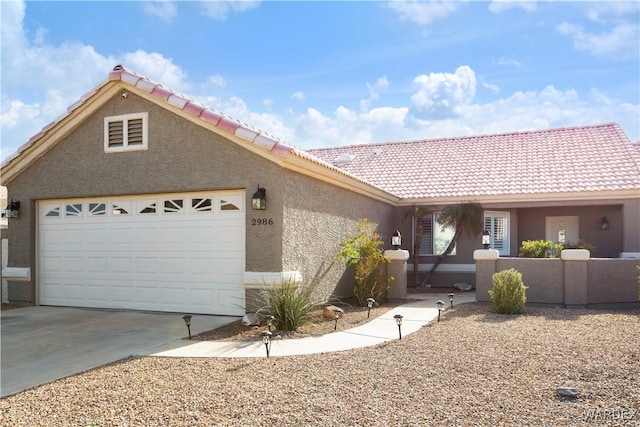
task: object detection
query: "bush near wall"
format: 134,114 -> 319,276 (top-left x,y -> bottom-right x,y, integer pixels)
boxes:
488,268 -> 527,314
518,239 -> 596,258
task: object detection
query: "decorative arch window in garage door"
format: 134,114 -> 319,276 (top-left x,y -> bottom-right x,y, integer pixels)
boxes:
38,191 -> 246,315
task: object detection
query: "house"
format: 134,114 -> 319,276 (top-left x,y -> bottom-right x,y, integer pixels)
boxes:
1,65 -> 639,315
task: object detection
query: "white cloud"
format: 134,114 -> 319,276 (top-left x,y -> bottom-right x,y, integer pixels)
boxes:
408,66 -> 477,120
196,1 -> 260,20
206,74 -> 227,89
556,21 -> 639,60
495,57 -> 522,67
290,91 -> 305,103
143,1 -> 177,23
360,77 -> 389,112
488,0 -> 537,14
386,1 -> 462,26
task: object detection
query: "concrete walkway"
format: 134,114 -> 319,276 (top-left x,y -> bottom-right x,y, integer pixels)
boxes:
150,292 -> 476,358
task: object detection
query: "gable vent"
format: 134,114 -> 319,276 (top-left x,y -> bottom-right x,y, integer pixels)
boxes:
104,112 -> 148,153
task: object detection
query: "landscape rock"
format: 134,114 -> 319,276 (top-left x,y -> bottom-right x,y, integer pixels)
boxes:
323,305 -> 344,320
241,313 -> 260,326
454,282 -> 473,291
556,387 -> 578,398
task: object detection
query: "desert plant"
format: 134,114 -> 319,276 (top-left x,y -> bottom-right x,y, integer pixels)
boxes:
254,279 -> 323,331
338,218 -> 392,306
488,268 -> 527,314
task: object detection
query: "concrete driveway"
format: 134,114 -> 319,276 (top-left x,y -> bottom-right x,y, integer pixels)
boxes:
1,306 -> 239,397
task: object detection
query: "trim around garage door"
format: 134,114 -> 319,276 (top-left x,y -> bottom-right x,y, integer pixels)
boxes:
37,191 -> 246,315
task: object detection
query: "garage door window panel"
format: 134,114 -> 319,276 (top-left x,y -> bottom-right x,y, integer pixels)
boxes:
192,198 -> 212,212
164,199 -> 184,213
65,203 -> 83,217
89,203 -> 106,216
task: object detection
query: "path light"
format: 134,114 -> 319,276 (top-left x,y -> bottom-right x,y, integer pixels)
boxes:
267,315 -> 275,332
260,331 -> 272,358
182,314 -> 192,339
393,314 -> 403,340
366,298 -> 375,318
436,300 -> 445,322
334,308 -> 341,331
391,230 -> 402,250
448,293 -> 455,308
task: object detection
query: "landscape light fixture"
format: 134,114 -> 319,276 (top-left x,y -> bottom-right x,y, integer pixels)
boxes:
3,199 -> 20,219
448,293 -> 455,308
333,308 -> 341,330
182,314 -> 192,339
260,331 -> 272,358
436,300 -> 445,322
600,217 -> 610,231
393,314 -> 403,340
391,230 -> 402,250
251,186 -> 266,210
366,298 -> 375,319
482,229 -> 491,249
267,315 -> 275,332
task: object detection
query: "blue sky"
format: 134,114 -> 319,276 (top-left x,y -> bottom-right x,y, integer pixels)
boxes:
1,1 -> 639,163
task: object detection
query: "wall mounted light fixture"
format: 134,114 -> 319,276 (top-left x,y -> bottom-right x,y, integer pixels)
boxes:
3,199 -> 20,219
252,186 -> 266,210
600,217 -> 610,231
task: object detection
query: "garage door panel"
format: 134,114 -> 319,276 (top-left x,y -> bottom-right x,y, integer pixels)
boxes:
39,191 -> 246,315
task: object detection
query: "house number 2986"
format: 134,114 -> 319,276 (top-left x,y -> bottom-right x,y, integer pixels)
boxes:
252,218 -> 273,226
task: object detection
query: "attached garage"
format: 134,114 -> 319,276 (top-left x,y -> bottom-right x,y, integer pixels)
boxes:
37,191 -> 246,315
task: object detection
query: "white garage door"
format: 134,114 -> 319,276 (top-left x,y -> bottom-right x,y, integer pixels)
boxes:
38,191 -> 245,315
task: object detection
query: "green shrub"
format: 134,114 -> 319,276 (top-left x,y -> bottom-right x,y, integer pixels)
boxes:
488,268 -> 527,314
254,279 -> 323,331
518,239 -> 597,258
337,218 -> 392,306
518,240 -> 555,258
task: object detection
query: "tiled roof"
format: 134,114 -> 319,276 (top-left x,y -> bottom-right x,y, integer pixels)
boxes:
307,123 -> 640,200
4,65 -> 297,167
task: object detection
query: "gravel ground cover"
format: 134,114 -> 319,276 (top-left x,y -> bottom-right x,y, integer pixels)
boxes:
1,302 -> 638,426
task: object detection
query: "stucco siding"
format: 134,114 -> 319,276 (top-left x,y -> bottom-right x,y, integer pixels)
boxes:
4,92 -> 286,304
282,170 -> 395,301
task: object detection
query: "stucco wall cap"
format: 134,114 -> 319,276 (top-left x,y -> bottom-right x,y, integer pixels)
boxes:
473,249 -> 500,260
384,249 -> 410,261
560,249 -> 590,261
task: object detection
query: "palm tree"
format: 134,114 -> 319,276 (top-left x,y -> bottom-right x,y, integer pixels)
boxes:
421,202 -> 484,287
403,205 -> 435,288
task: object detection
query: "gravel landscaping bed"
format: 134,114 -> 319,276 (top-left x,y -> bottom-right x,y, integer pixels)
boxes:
1,302 -> 638,426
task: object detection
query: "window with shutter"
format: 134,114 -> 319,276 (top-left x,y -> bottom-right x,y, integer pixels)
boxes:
104,112 -> 148,153
417,213 -> 456,256
484,212 -> 510,256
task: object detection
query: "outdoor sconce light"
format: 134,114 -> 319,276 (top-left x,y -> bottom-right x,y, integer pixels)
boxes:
601,217 -> 610,231
260,331 -> 272,358
3,200 -> 20,219
482,229 -> 491,249
448,293 -> 454,308
267,315 -> 275,332
366,298 -> 375,318
182,314 -> 192,339
251,186 -> 266,210
393,314 -> 403,340
436,300 -> 445,322
391,230 -> 402,250
333,308 -> 341,331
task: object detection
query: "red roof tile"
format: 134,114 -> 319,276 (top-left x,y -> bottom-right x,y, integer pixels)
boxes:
307,123 -> 640,199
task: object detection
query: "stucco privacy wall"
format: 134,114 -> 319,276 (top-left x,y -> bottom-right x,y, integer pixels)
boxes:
281,170 -> 396,300
3,92 -> 287,304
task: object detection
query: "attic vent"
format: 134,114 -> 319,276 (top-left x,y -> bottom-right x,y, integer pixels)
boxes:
334,154 -> 356,165
104,112 -> 148,153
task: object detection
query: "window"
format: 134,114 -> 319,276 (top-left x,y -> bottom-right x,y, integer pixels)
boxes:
104,112 -> 148,153
418,214 -> 456,256
484,212 -> 510,256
